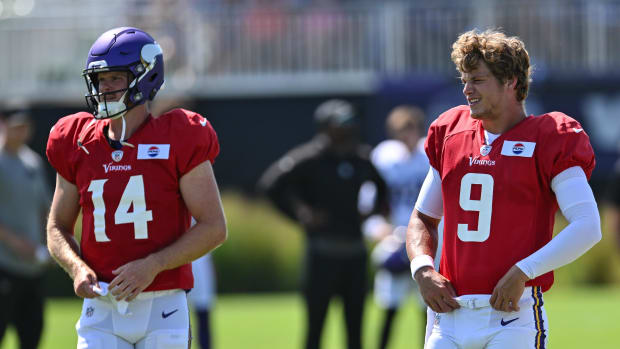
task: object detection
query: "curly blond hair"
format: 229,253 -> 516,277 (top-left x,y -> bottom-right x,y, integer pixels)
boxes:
451,29 -> 531,102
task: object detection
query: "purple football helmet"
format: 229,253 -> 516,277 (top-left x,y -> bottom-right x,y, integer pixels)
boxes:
83,27 -> 164,120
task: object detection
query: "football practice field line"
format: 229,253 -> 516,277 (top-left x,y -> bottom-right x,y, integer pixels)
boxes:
2,287 -> 619,349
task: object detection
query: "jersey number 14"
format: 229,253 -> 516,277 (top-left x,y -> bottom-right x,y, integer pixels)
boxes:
87,175 -> 153,242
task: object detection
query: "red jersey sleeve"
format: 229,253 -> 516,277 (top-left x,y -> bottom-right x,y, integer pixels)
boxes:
173,109 -> 220,176
424,106 -> 469,176
540,112 -> 596,180
46,112 -> 93,184
424,120 -> 443,174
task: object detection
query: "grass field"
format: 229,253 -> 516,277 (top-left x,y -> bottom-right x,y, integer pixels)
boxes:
2,287 -> 619,349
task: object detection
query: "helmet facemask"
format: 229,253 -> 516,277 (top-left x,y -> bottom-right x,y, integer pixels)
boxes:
83,68 -> 136,120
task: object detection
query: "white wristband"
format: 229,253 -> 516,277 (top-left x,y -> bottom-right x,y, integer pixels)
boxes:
410,254 -> 434,280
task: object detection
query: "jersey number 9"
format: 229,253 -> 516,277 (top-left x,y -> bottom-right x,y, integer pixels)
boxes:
457,173 -> 493,242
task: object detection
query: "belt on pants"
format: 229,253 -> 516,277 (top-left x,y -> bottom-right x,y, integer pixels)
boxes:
455,296 -> 491,309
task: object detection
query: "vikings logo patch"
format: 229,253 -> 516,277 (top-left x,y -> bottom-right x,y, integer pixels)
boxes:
111,150 -> 124,162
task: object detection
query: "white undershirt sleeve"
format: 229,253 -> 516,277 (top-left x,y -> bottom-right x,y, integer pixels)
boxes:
414,166 -> 443,219
515,166 -> 602,279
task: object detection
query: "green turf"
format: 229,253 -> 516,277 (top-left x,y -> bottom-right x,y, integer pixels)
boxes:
1,287 -> 619,348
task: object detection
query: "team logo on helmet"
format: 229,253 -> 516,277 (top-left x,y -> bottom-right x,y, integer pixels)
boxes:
111,150 -> 124,162
512,143 -> 525,154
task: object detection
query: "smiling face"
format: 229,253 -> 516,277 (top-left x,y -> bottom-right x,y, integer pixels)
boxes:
97,71 -> 130,103
461,61 -> 512,121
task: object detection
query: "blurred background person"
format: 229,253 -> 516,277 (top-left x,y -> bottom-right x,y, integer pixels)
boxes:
258,99 -> 389,349
364,105 -> 429,349
189,219 -> 217,349
190,253 -> 216,349
607,156 -> 620,252
0,107 -> 52,349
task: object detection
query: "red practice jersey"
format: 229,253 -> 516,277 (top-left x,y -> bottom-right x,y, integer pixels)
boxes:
425,105 -> 595,295
46,109 -> 219,291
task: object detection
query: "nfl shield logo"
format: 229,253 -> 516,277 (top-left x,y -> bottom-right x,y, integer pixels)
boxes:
112,150 -> 124,162
480,145 -> 492,156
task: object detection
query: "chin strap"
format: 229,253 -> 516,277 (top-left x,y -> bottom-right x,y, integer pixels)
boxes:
77,119 -> 97,154
119,116 -> 135,148
77,115 -> 135,155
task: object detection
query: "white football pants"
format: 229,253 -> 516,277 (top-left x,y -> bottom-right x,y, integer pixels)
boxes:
76,286 -> 190,349
425,286 -> 548,349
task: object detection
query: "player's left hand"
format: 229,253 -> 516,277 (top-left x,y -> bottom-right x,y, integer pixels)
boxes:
108,256 -> 162,302
490,265 -> 530,312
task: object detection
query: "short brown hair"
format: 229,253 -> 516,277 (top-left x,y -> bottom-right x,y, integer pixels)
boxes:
386,105 -> 425,138
451,29 -> 531,101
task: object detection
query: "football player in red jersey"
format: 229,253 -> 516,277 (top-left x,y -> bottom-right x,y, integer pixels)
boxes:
45,27 -> 227,348
406,29 -> 601,349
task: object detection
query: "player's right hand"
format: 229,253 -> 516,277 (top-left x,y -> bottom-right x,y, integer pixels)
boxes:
73,265 -> 100,299
415,266 -> 460,313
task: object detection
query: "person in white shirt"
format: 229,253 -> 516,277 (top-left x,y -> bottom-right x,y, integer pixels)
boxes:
365,106 -> 431,348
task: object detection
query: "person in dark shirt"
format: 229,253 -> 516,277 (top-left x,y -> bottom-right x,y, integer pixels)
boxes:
607,159 -> 620,252
0,108 -> 52,349
259,99 -> 388,349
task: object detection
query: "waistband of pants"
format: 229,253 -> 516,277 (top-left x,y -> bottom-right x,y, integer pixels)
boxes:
132,288 -> 182,301
94,287 -> 184,315
94,282 -> 183,303
455,287 -> 533,309
455,297 -> 491,309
